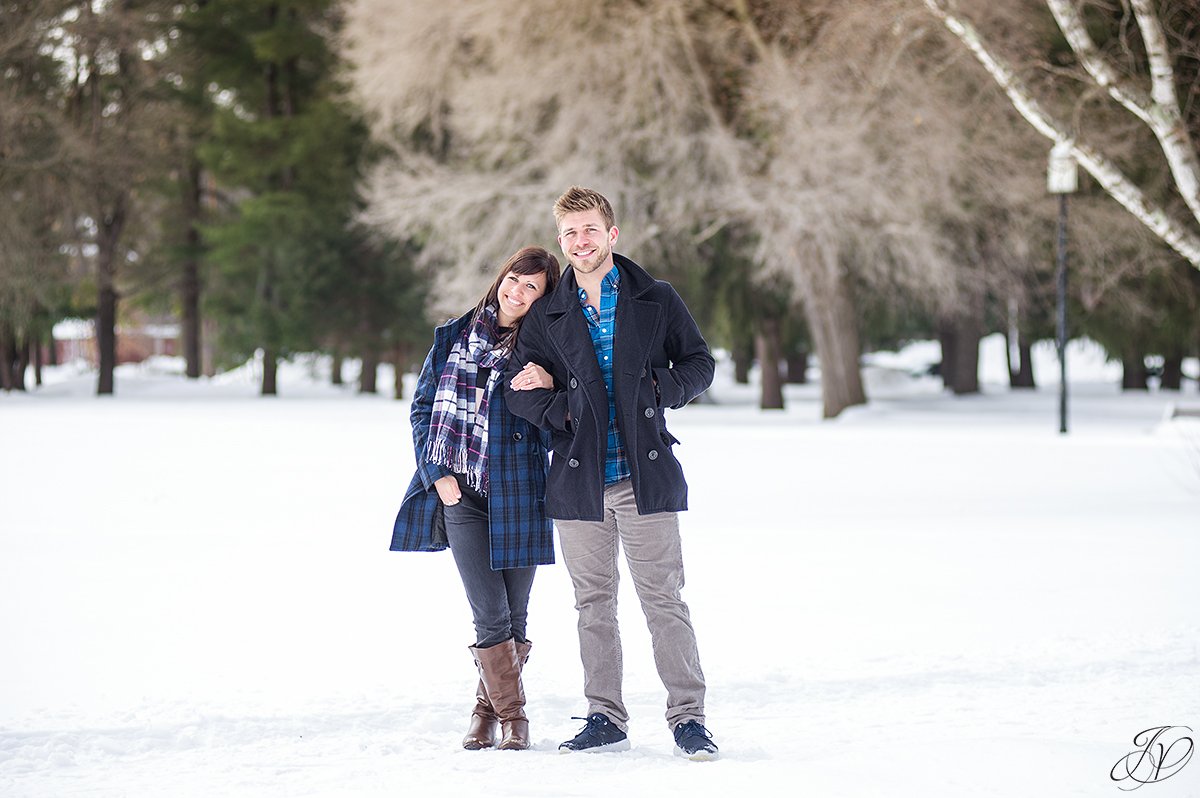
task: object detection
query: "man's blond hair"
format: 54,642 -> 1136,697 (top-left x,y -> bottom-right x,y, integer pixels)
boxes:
553,186 -> 616,232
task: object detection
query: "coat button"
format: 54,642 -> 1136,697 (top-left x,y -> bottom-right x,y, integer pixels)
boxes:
512,431 -> 523,441
570,377 -> 578,389
644,407 -> 655,418
647,449 -> 658,461
568,458 -> 580,468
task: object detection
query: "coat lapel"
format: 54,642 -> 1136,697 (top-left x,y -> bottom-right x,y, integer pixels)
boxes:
615,295 -> 660,379
544,267 -> 605,387
544,256 -> 659,411
612,253 -> 661,381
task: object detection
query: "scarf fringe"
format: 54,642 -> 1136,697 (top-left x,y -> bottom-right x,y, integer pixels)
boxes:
424,436 -> 487,494
422,309 -> 505,498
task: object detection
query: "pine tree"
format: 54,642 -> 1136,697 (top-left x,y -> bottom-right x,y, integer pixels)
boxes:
196,0 -> 366,395
1,1 -> 75,390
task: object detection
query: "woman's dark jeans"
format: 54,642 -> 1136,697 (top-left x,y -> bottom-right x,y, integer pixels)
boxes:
443,475 -> 536,648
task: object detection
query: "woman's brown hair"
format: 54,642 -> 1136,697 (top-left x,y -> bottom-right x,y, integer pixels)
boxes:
473,246 -> 561,354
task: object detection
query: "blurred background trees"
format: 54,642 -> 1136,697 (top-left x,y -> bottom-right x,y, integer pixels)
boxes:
2,0 -> 1198,410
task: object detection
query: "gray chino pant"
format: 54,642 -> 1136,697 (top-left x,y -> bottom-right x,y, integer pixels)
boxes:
555,480 -> 706,732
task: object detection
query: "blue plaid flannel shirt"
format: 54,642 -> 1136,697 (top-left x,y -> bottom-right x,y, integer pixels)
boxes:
579,265 -> 630,486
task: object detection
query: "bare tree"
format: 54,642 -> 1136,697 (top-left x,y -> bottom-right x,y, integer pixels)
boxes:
343,0 -> 1060,416
344,1 -> 746,309
348,2 -> 876,415
35,1 -> 170,395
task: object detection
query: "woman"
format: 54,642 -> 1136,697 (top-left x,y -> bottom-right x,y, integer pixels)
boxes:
391,246 -> 560,751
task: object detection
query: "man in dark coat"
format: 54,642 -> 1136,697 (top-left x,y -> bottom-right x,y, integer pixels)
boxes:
504,186 -> 719,760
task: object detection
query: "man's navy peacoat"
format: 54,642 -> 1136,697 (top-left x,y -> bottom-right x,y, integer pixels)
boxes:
503,253 -> 715,522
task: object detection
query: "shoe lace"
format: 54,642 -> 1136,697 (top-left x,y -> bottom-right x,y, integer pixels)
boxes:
676,720 -> 712,741
570,714 -> 610,733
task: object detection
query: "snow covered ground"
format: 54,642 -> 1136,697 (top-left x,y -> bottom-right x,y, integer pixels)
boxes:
2,336 -> 1199,797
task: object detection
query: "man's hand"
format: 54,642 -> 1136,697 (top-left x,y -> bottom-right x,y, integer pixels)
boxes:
434,475 -> 461,505
510,362 -> 554,391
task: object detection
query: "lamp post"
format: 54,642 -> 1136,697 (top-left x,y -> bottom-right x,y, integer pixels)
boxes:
1047,141 -> 1078,434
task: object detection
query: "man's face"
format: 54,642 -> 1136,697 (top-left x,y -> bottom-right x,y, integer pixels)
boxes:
557,209 -> 618,275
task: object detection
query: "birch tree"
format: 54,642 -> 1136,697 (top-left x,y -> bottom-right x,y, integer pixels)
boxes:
923,0 -> 1200,270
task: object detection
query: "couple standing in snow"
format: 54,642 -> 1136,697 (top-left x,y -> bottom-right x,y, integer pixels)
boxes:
391,186 -> 719,760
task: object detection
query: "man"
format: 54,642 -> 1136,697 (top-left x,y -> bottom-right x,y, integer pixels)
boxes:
504,186 -> 718,760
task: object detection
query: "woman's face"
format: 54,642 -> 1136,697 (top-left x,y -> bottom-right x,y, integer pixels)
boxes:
496,269 -> 548,327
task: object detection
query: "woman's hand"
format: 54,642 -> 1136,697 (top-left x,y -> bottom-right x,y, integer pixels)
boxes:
510,362 -> 554,391
434,475 -> 461,505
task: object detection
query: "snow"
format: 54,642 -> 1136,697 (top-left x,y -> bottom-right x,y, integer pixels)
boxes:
2,337 -> 1199,797
51,319 -> 94,341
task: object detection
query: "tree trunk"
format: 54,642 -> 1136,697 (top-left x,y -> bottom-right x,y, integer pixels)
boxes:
32,340 -> 42,387
331,351 -> 344,386
732,337 -> 753,384
392,355 -> 405,399
262,348 -> 278,395
1160,352 -> 1183,390
96,282 -> 117,395
786,350 -> 809,384
940,308 -> 982,395
14,340 -> 30,391
1121,353 -> 1149,390
0,327 -> 14,391
799,250 -> 866,419
95,197 -> 127,396
182,161 -> 203,380
938,321 -> 958,391
755,317 -> 784,410
392,342 -> 411,400
950,315 -> 982,396
48,332 -> 58,366
202,318 -> 217,377
1003,329 -> 1014,383
182,253 -> 201,379
1011,335 -> 1035,389
359,351 -> 379,394
256,2 -> 287,399
2,337 -> 26,391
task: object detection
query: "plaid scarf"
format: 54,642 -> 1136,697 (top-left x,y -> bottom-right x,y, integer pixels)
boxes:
423,306 -> 510,495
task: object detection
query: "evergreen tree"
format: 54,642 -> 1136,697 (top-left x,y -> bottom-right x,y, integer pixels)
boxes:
196,0 -> 365,395
154,0 -> 218,379
0,1 -> 75,390
317,228 -> 429,397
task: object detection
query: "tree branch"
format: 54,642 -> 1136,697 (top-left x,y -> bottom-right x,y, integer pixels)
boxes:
1129,0 -> 1200,221
1044,0 -> 1155,125
1046,0 -> 1200,226
923,0 -> 1200,269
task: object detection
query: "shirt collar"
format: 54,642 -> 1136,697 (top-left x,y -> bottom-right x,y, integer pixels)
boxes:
577,264 -> 621,304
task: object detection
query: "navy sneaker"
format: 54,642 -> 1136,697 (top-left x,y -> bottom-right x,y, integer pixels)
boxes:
673,720 -> 719,761
558,713 -> 630,753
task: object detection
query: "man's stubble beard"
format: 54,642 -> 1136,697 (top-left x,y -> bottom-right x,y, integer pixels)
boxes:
569,240 -> 611,276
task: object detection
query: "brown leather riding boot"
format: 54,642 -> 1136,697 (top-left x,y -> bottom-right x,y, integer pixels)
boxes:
462,675 -> 498,750
463,641 -> 532,750
515,639 -> 532,669
472,639 -> 530,750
